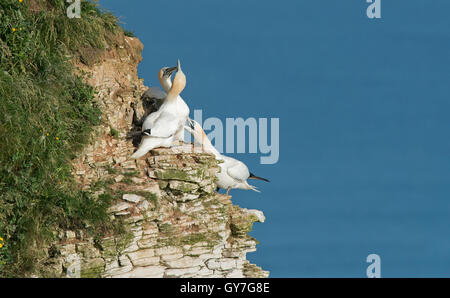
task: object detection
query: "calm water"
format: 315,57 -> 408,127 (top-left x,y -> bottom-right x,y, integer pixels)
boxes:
99,0 -> 450,277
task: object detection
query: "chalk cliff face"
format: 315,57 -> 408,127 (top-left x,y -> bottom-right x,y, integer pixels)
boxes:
39,32 -> 268,278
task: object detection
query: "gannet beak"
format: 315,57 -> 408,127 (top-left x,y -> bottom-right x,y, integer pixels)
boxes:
163,66 -> 177,77
177,59 -> 181,71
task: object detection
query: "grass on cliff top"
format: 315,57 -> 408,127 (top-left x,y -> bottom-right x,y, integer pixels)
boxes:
0,0 -> 122,277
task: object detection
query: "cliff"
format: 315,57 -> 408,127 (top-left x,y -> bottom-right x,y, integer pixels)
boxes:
38,31 -> 268,278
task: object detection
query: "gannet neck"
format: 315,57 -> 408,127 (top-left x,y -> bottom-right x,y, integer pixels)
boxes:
190,121 -> 221,158
159,76 -> 172,93
199,131 -> 221,157
158,68 -> 166,90
166,70 -> 186,101
164,92 -> 178,103
158,66 -> 177,93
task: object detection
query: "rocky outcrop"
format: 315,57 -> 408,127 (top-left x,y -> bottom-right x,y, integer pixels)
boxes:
39,33 -> 268,278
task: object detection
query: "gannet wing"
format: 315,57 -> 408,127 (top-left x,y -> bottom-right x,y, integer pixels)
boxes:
143,86 -> 166,100
143,112 -> 180,138
142,109 -> 161,132
226,158 -> 250,183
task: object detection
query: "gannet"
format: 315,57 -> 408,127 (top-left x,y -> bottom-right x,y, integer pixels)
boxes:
130,61 -> 187,159
185,119 -> 269,194
141,62 -> 190,142
160,62 -> 190,143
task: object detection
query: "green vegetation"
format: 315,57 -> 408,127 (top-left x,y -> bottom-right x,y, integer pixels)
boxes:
180,233 -> 208,245
109,126 -> 119,138
0,0 -> 126,277
158,223 -> 174,235
155,169 -> 190,181
105,165 -> 118,175
122,170 -> 139,177
180,232 -> 221,248
123,29 -> 135,37
157,226 -> 221,249
230,214 -> 259,237
134,190 -> 158,209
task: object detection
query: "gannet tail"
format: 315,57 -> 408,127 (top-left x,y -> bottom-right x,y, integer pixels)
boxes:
249,172 -> 270,183
247,184 -> 261,193
130,137 -> 161,159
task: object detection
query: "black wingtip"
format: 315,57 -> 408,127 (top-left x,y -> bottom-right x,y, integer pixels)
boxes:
187,118 -> 195,130
142,129 -> 152,137
249,172 -> 270,183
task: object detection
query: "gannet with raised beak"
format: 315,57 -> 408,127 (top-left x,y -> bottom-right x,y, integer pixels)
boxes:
130,61 -> 187,159
185,119 -> 269,194
140,61 -> 190,142
159,62 -> 190,143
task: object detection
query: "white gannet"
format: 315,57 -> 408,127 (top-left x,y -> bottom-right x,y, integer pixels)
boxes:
130,61 -> 187,159
141,62 -> 190,142
185,119 -> 269,194
159,61 -> 190,143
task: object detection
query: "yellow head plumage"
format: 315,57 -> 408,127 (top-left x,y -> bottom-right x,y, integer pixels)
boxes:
167,59 -> 186,98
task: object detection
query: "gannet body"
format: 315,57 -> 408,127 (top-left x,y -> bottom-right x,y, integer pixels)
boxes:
131,62 -> 187,159
185,119 -> 269,194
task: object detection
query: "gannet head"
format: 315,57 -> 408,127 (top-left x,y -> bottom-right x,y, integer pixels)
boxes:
169,59 -> 186,95
158,66 -> 177,90
187,119 -> 207,140
187,119 -> 219,156
158,66 -> 177,80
